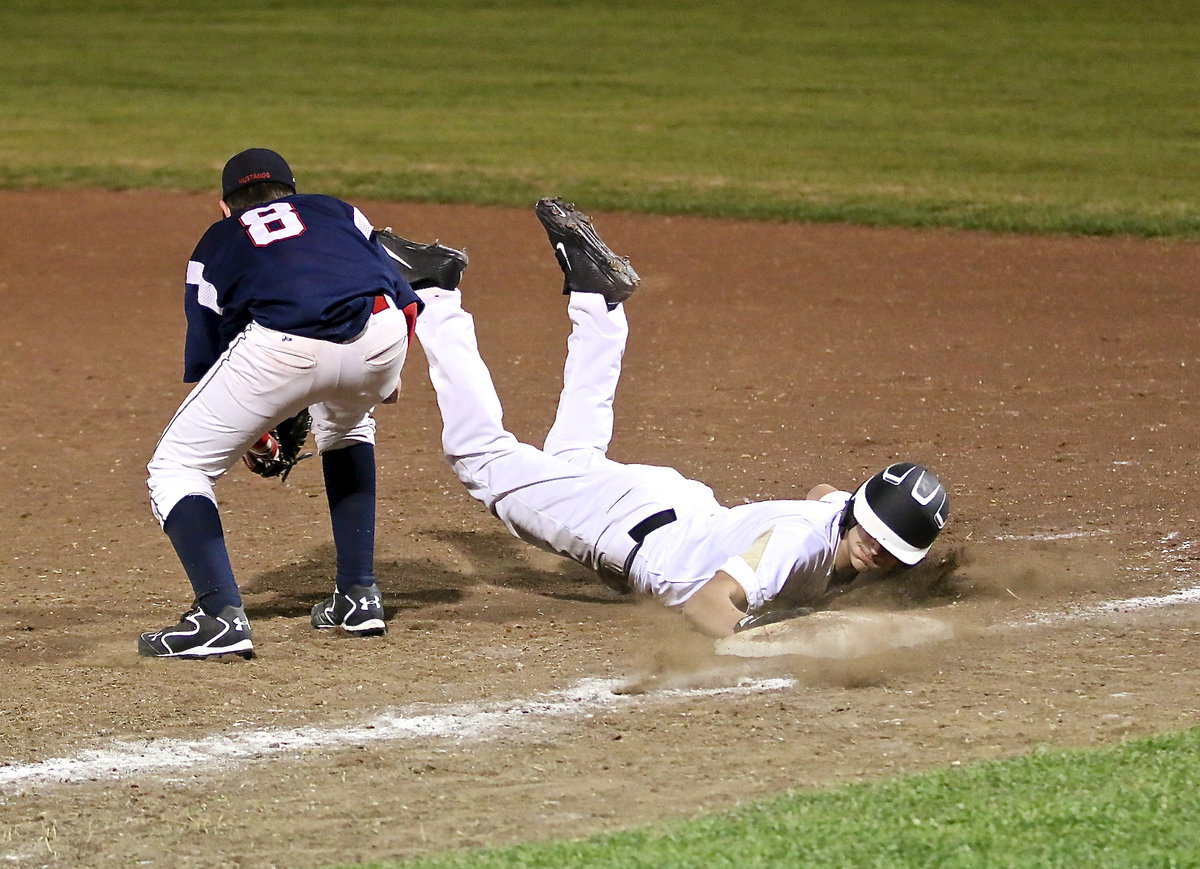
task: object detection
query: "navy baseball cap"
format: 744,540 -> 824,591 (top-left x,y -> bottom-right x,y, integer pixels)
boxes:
221,148 -> 296,199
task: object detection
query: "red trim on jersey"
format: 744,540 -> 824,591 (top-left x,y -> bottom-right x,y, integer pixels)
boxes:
401,301 -> 418,343
371,295 -> 419,343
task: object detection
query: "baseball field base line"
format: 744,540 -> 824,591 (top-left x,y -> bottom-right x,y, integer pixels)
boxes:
992,530 -> 1110,541
0,677 -> 793,798
1,583 -> 1196,799
1011,583 -> 1200,628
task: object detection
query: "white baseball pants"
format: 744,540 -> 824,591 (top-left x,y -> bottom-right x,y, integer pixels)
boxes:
416,289 -> 707,578
148,303 -> 410,525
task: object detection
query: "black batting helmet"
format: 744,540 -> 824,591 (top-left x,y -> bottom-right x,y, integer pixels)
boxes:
849,462 -> 949,565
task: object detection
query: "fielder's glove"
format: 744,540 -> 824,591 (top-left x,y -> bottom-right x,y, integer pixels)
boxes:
375,228 -> 469,290
242,409 -> 313,482
734,607 -> 815,633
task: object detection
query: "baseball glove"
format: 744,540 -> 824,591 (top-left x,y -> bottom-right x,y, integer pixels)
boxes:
242,409 -> 313,482
375,228 -> 468,290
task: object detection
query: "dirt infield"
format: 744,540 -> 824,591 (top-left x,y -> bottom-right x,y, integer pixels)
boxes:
1,190 -> 1197,868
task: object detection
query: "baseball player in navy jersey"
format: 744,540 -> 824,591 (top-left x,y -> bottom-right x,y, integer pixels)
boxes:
413,198 -> 950,638
139,148 -> 424,659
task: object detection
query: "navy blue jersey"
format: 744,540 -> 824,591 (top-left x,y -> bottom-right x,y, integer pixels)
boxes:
182,193 -> 421,382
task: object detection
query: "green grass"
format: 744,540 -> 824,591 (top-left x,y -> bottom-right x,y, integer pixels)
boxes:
2,0 -> 1199,235
5,2 -> 1199,864
367,727 -> 1200,868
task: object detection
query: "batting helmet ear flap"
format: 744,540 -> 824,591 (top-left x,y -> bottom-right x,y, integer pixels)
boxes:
838,495 -> 858,538
825,498 -> 861,587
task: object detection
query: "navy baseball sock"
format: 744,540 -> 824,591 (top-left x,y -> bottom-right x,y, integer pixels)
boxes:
323,443 -> 377,593
163,494 -> 242,614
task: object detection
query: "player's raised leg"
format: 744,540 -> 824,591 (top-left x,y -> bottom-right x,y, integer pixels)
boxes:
543,290 -> 629,466
415,285 -> 596,538
536,199 -> 639,466
415,288 -> 516,464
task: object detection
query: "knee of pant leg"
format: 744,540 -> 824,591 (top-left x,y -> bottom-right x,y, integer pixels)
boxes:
449,440 -> 558,510
312,413 -> 376,454
147,463 -> 217,527
544,446 -> 610,470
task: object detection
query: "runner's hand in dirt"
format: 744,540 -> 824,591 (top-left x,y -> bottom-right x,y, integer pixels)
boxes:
734,607 -> 816,633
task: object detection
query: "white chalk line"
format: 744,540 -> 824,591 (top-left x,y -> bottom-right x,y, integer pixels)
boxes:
997,532 -> 1198,627
0,677 -> 793,798
992,530 -> 1110,542
2,574 -> 1197,801
1010,584 -> 1200,628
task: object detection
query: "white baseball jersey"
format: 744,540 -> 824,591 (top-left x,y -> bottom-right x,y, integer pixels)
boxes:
630,492 -> 851,609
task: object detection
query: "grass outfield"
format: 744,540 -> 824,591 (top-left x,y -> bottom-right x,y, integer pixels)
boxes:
4,2 -> 1197,865
376,727 -> 1200,868
1,0 -> 1198,236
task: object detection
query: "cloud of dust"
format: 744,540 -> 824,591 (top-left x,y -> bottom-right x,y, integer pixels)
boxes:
833,536 -> 1120,610
610,534 -> 1121,693
614,603 -> 960,694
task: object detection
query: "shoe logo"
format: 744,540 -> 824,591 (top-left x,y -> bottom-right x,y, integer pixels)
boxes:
357,594 -> 382,610
555,242 -> 572,270
384,248 -> 414,269
232,615 -> 248,632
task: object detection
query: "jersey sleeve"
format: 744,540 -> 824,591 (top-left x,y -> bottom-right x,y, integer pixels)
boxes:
820,490 -> 853,507
351,206 -> 375,240
181,255 -> 225,382
716,520 -> 833,612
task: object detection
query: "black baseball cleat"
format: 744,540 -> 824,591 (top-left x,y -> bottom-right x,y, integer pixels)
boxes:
535,197 -> 640,305
311,583 -> 387,636
376,228 -> 469,290
138,604 -> 255,659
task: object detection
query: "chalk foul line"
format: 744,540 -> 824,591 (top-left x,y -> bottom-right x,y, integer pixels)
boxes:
1012,584 -> 1200,627
2,577 -> 1198,800
0,677 -> 794,798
